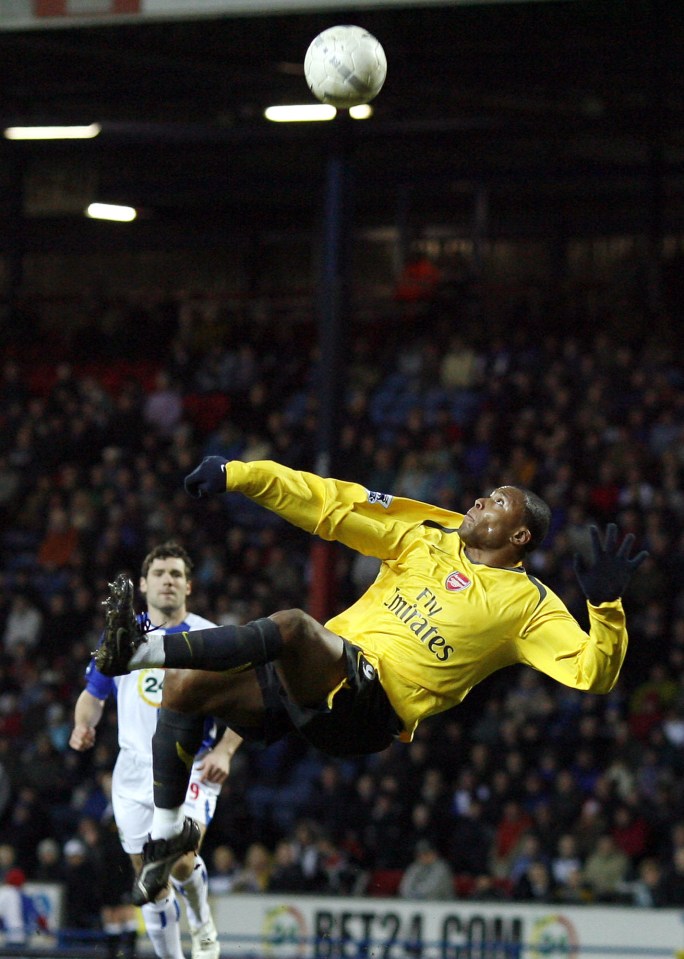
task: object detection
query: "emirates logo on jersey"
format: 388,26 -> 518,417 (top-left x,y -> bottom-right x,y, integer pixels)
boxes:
445,570 -> 472,592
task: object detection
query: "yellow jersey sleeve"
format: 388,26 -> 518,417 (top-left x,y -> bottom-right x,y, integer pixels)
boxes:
226,459 -> 463,560
517,596 -> 627,694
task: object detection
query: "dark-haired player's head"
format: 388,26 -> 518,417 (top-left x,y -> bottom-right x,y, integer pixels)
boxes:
517,488 -> 552,554
458,486 -> 551,558
141,542 -> 193,579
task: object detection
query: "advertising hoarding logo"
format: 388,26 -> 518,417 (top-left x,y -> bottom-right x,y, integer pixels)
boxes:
262,905 -> 308,959
529,914 -> 579,959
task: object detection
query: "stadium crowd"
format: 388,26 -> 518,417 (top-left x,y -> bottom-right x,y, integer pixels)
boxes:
0,288 -> 683,928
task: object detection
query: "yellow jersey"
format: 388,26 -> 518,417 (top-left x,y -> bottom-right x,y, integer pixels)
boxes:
226,460 -> 628,740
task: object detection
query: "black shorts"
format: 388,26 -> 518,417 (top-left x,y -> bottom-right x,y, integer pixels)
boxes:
232,639 -> 403,758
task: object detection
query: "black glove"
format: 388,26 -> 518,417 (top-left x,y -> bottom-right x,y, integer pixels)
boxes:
573,523 -> 649,605
184,456 -> 229,498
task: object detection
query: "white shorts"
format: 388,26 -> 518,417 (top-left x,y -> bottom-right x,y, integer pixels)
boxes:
112,749 -> 221,854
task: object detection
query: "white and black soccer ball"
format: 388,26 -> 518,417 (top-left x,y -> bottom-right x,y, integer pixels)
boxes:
304,25 -> 387,110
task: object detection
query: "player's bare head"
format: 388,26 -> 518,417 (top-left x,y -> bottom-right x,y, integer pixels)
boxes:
140,542 -> 193,619
516,487 -> 551,554
141,541 -> 193,579
459,486 -> 550,556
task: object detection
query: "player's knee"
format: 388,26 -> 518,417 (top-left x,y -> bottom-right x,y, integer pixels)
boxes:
156,707 -> 204,738
160,669 -> 194,712
269,608 -> 313,645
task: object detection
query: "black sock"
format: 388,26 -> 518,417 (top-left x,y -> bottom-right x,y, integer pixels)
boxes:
119,929 -> 137,959
105,933 -> 120,959
163,617 -> 283,671
152,708 -> 205,808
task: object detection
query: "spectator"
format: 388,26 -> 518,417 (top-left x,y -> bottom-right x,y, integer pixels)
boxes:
549,767 -> 583,825
0,867 -> 29,945
37,506 -> 79,570
267,840 -> 308,894
611,803 -> 650,860
231,843 -> 272,893
0,457 -> 20,515
573,798 -> 608,860
621,856 -> 668,907
0,845 -> 19,883
508,833 -> 549,886
398,840 -> 454,901
469,874 -> 511,902
33,839 -> 63,883
512,860 -> 555,903
22,733 -> 73,807
448,800 -> 493,876
582,834 -> 630,902
317,834 -> 361,896
550,834 -> 582,889
554,865 -> 589,905
0,787 -> 52,874
2,595 -> 43,658
491,801 -> 533,877
306,763 -> 354,844
529,802 -> 558,856
363,787 -> 407,871
407,801 -> 443,855
661,846 -> 684,906
142,370 -> 183,438
208,845 -> 239,896
62,838 -> 102,933
439,334 -> 481,391
290,819 -> 328,893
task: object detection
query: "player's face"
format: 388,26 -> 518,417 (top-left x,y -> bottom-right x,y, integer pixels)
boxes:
140,557 -> 191,617
458,486 -> 529,551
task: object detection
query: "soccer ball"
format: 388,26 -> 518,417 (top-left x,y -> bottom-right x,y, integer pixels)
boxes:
304,25 -> 387,110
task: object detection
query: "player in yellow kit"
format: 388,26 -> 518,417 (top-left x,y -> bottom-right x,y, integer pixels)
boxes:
96,456 -> 647,903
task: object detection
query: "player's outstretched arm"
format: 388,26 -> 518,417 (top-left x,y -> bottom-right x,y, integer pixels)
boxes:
185,457 -> 418,559
573,523 -> 649,605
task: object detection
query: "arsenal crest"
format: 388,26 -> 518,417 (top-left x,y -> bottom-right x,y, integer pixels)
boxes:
446,570 -> 471,592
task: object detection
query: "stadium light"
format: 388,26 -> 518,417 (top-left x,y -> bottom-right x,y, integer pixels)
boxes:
86,203 -> 137,222
264,104 -> 336,122
349,104 -> 373,119
4,124 -> 102,140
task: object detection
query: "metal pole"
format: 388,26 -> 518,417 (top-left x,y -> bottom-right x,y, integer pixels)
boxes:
309,143 -> 353,622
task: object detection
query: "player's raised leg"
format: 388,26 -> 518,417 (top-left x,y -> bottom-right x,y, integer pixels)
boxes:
96,577 -> 348,706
